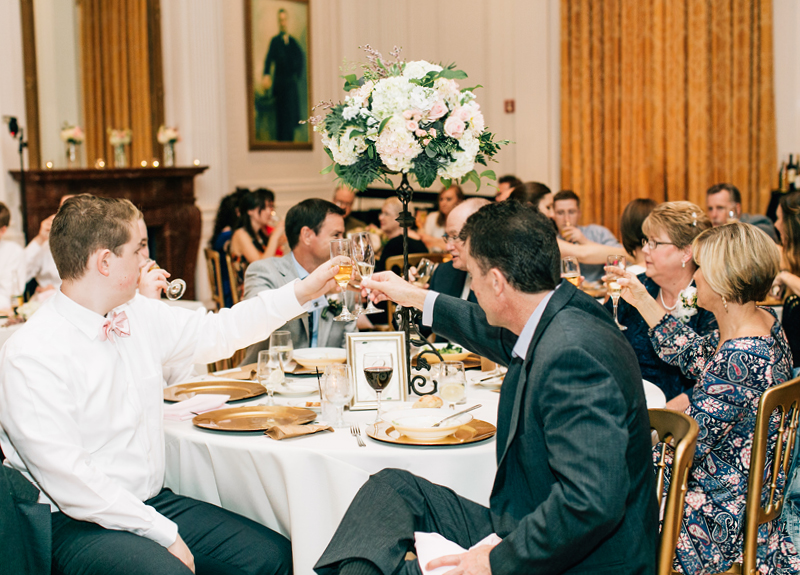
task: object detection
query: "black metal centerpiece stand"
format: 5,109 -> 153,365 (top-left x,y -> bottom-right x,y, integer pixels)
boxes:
392,173 -> 443,397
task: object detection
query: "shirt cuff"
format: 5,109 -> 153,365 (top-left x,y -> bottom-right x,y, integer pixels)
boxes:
145,511 -> 179,548
422,291 -> 439,327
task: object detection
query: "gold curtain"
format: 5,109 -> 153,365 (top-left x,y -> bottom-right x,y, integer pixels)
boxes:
561,0 -> 776,235
79,0 -> 164,165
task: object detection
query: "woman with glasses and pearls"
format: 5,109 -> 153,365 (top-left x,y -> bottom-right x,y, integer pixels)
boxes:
603,202 -> 716,403
609,223 -> 799,574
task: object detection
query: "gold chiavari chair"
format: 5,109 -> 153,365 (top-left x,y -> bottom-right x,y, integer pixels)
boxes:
383,252 -> 451,276
203,248 -> 224,312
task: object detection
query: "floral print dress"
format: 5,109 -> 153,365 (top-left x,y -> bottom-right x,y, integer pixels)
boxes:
650,310 -> 800,574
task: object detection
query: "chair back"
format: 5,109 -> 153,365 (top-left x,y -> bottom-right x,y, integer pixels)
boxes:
226,253 -> 242,305
650,408 -> 699,575
203,248 -> 224,311
384,252 -> 451,276
739,375 -> 800,575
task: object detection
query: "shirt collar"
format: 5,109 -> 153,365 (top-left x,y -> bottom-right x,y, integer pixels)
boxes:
291,252 -> 311,279
511,289 -> 556,360
51,290 -> 109,341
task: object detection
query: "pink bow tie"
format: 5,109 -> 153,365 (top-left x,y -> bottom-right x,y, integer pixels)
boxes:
99,311 -> 131,342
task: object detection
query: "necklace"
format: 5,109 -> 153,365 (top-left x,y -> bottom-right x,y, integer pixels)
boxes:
660,289 -> 679,311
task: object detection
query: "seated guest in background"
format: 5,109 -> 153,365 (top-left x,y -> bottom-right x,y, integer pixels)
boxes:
229,189 -> 285,292
210,188 -> 248,307
508,181 -> 554,218
773,191 -> 800,374
552,189 -> 623,282
706,182 -> 778,241
606,202 -> 715,402
24,194 -> 74,297
0,194 -> 345,575
420,185 -> 464,252
611,222 -> 799,574
333,185 -> 366,232
316,201 -> 657,575
242,199 -> 354,364
0,202 -> 25,311
493,174 -> 522,202
375,198 -> 427,274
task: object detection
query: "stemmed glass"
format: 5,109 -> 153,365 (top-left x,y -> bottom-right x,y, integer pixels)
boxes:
350,233 -> 382,314
322,364 -> 353,428
560,257 -> 581,286
438,361 -> 466,410
269,330 -> 293,370
329,239 -> 357,321
413,258 -> 436,287
257,349 -> 284,405
363,351 -> 393,424
606,255 -> 627,331
145,260 -> 186,300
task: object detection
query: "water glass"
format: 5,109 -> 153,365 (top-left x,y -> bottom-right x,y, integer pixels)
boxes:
257,349 -> 284,406
322,364 -> 353,428
438,361 -> 466,410
560,257 -> 581,286
269,330 -> 293,368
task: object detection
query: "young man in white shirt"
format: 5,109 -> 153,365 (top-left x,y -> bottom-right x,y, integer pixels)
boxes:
0,202 -> 25,310
0,194 -> 344,575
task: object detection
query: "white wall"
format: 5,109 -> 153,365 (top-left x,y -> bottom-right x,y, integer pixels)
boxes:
774,0 -> 800,169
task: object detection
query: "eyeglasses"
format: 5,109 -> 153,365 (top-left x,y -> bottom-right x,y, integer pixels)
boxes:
441,233 -> 461,243
642,238 -> 675,250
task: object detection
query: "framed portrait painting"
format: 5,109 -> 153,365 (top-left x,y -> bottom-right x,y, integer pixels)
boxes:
245,0 -> 312,150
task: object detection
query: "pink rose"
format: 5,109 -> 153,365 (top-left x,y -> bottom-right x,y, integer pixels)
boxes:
457,107 -> 470,122
406,120 -> 419,132
415,129 -> 427,138
444,116 -> 465,139
428,128 -> 437,138
403,110 -> 414,120
428,100 -> 448,121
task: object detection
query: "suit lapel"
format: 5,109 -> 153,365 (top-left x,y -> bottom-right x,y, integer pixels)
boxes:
280,256 -> 310,340
496,282 -> 576,467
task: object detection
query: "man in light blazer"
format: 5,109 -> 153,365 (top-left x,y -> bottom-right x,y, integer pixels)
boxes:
314,202 -> 657,575
241,199 -> 356,365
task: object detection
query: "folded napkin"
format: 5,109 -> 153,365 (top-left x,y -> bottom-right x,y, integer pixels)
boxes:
414,532 -> 502,575
264,424 -> 332,440
163,394 -> 229,421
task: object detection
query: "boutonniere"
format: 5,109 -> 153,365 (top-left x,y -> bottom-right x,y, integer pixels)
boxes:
320,295 -> 343,320
673,286 -> 698,323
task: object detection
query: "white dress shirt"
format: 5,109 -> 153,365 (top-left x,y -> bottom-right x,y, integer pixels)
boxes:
0,240 -> 25,308
0,281 -> 308,548
23,239 -> 61,287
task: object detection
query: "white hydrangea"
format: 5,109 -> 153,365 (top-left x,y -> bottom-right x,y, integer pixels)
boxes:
409,85 -> 437,113
460,101 -> 485,137
402,60 -> 442,80
434,78 -> 462,109
438,134 -> 479,180
322,127 -> 368,166
370,76 -> 412,119
342,105 -> 361,121
375,116 -> 422,172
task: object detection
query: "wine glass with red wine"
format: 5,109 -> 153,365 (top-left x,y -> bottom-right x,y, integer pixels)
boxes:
363,351 -> 394,424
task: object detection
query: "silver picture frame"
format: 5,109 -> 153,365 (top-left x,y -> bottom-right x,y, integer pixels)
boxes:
346,331 -> 408,410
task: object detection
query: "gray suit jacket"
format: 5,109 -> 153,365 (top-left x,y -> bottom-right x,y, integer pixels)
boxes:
431,282 -> 657,574
240,254 -> 356,365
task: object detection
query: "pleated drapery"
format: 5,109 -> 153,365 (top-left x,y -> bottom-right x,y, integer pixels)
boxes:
79,0 -> 164,166
560,0 -> 776,235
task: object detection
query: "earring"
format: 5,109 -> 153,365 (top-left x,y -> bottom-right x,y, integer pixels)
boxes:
682,260 -> 686,268
721,295 -> 728,310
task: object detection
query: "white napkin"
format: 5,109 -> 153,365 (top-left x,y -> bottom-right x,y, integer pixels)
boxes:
163,394 -> 229,421
414,532 -> 502,575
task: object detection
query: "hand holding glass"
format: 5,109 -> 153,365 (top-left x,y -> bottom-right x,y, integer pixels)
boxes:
330,239 -> 357,321
606,255 -> 627,331
413,258 -> 436,287
351,233 -> 381,314
257,349 -> 284,406
146,260 -> 186,300
322,364 -> 353,428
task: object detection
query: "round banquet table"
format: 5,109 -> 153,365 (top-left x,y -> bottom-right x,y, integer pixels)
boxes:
163,377 -> 666,575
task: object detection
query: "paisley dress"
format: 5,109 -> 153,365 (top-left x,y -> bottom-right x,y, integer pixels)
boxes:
650,310 -> 800,574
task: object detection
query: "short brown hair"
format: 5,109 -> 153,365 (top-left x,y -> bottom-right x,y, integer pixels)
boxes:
0,203 -> 10,228
620,198 -> 657,256
553,189 -> 580,206
51,194 -> 140,281
642,201 -> 711,249
693,223 -> 780,304
780,192 -> 800,275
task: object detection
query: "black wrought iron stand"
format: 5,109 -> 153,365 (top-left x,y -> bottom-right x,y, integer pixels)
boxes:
392,174 -> 442,396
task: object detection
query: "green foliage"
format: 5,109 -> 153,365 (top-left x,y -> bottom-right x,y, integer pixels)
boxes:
322,104 -> 348,139
342,74 -> 361,92
335,152 -> 385,191
412,150 -> 442,189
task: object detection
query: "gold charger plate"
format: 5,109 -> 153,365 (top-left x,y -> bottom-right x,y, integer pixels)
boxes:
164,380 -> 265,402
412,353 -> 481,370
219,362 -> 322,378
191,405 -> 316,431
366,419 -> 496,446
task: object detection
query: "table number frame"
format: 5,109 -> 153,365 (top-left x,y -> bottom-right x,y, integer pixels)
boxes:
346,331 -> 408,410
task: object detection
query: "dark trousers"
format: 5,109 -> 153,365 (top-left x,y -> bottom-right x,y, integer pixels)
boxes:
51,489 -> 292,575
314,469 -> 494,575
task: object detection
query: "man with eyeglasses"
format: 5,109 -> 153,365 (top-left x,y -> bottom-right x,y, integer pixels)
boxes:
333,186 -> 366,232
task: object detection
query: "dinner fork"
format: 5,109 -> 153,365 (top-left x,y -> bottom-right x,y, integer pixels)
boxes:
350,423 -> 365,447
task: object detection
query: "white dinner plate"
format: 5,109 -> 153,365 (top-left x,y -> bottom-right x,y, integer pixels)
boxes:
466,368 -> 507,390
272,383 -> 319,396
292,347 -> 347,369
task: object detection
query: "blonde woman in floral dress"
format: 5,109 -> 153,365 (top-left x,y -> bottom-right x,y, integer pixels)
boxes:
610,222 -> 799,574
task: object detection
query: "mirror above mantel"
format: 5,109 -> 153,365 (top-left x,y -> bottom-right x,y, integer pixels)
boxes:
20,0 -> 165,170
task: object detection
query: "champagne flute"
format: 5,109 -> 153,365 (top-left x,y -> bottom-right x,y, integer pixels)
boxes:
145,260 -> 186,300
350,232 -> 382,314
438,361 -> 466,410
560,257 -> 581,287
322,364 -> 353,428
269,330 -> 293,369
329,239 -> 357,321
413,258 -> 436,287
257,349 -> 284,406
606,255 -> 627,331
363,351 -> 393,424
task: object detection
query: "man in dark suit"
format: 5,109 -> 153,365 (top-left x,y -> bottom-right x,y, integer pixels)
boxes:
314,202 -> 657,575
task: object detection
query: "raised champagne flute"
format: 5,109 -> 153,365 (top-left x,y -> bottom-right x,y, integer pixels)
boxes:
438,361 -> 466,410
363,351 -> 393,424
145,260 -> 186,300
329,239 -> 357,321
606,254 -> 627,331
350,232 -> 381,314
413,258 -> 436,287
560,257 -> 581,287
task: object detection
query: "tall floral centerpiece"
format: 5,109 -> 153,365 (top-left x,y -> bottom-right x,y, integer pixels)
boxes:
60,123 -> 84,169
157,125 -> 180,167
108,128 -> 132,168
309,46 -> 508,395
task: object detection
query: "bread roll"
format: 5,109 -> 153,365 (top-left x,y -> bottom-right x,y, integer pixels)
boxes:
413,395 -> 443,409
